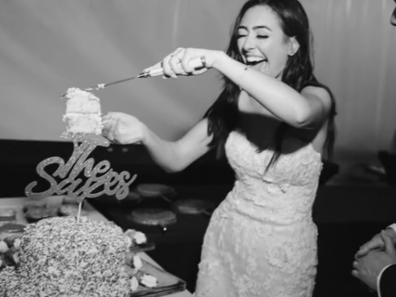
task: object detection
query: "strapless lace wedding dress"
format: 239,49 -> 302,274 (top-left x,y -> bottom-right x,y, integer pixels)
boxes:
195,131 -> 323,297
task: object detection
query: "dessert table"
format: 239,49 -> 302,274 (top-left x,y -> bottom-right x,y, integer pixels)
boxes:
0,197 -> 193,297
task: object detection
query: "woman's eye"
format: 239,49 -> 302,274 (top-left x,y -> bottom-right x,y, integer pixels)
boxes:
257,35 -> 268,39
236,34 -> 247,39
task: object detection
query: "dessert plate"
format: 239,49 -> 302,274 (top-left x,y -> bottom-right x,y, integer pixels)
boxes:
129,208 -> 177,227
136,184 -> 176,205
136,184 -> 176,198
172,198 -> 214,215
130,259 -> 186,297
129,241 -> 156,253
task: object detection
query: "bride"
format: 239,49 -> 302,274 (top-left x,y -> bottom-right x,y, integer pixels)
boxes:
103,0 -> 336,296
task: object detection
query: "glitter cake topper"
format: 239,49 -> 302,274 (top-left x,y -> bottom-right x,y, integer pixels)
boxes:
25,133 -> 137,203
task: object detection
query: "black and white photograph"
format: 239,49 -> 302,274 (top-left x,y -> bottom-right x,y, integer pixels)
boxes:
0,1 -> 396,296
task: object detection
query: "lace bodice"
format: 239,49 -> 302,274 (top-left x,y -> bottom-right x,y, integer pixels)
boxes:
195,131 -> 322,297
224,131 -> 323,224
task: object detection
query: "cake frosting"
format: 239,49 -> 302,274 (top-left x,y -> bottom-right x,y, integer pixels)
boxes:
63,87 -> 103,135
0,216 -> 155,296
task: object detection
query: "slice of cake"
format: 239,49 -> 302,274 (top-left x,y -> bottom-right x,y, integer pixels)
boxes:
63,87 -> 103,135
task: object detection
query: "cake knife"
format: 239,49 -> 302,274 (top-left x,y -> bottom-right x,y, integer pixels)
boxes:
60,56 -> 206,98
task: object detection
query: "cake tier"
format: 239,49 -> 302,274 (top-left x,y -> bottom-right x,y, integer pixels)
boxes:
64,88 -> 101,114
4,216 -> 132,297
64,113 -> 103,135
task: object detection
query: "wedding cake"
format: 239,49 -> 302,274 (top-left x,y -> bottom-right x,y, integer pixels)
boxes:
0,216 -> 154,296
63,87 -> 103,135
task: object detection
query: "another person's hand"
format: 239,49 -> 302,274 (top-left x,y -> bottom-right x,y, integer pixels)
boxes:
102,112 -> 147,144
143,47 -> 223,78
355,227 -> 396,259
352,231 -> 396,291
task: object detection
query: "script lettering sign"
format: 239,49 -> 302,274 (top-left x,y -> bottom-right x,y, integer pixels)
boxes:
25,134 -> 136,202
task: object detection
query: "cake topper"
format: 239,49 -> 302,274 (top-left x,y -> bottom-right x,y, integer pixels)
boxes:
25,133 -> 137,222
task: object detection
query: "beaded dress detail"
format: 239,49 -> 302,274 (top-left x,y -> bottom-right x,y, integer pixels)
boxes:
195,131 -> 323,297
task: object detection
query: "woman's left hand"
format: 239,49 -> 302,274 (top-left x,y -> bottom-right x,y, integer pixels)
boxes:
143,47 -> 222,78
102,112 -> 147,145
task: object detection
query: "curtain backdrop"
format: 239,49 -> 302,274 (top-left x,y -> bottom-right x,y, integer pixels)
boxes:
1,0 -> 395,164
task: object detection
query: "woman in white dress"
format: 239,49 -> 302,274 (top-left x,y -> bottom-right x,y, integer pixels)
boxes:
103,0 -> 337,296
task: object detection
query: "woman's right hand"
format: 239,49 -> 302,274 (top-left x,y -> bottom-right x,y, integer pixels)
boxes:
143,47 -> 224,79
102,112 -> 147,145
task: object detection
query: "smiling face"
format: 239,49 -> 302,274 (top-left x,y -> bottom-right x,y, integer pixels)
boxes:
236,5 -> 299,79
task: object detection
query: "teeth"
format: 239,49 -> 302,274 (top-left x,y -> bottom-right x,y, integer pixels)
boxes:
246,57 -> 265,63
245,57 -> 266,66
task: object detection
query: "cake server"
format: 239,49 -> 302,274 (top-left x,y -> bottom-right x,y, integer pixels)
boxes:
60,56 -> 206,98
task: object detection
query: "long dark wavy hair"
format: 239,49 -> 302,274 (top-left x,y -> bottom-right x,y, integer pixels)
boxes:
203,0 -> 336,167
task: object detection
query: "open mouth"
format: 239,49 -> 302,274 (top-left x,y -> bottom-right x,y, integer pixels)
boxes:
245,57 -> 267,66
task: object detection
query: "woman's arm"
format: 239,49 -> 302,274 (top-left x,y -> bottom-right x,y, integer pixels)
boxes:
142,119 -> 212,172
211,51 -> 332,129
156,48 -> 332,129
102,112 -> 212,173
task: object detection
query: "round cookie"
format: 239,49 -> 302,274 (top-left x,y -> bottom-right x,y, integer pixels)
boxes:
173,199 -> 214,215
129,208 -> 177,227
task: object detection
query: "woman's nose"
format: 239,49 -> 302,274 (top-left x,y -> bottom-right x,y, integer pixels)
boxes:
242,35 -> 255,51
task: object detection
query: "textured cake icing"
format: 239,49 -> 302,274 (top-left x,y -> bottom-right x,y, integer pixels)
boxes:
0,216 -> 143,297
63,87 -> 103,135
